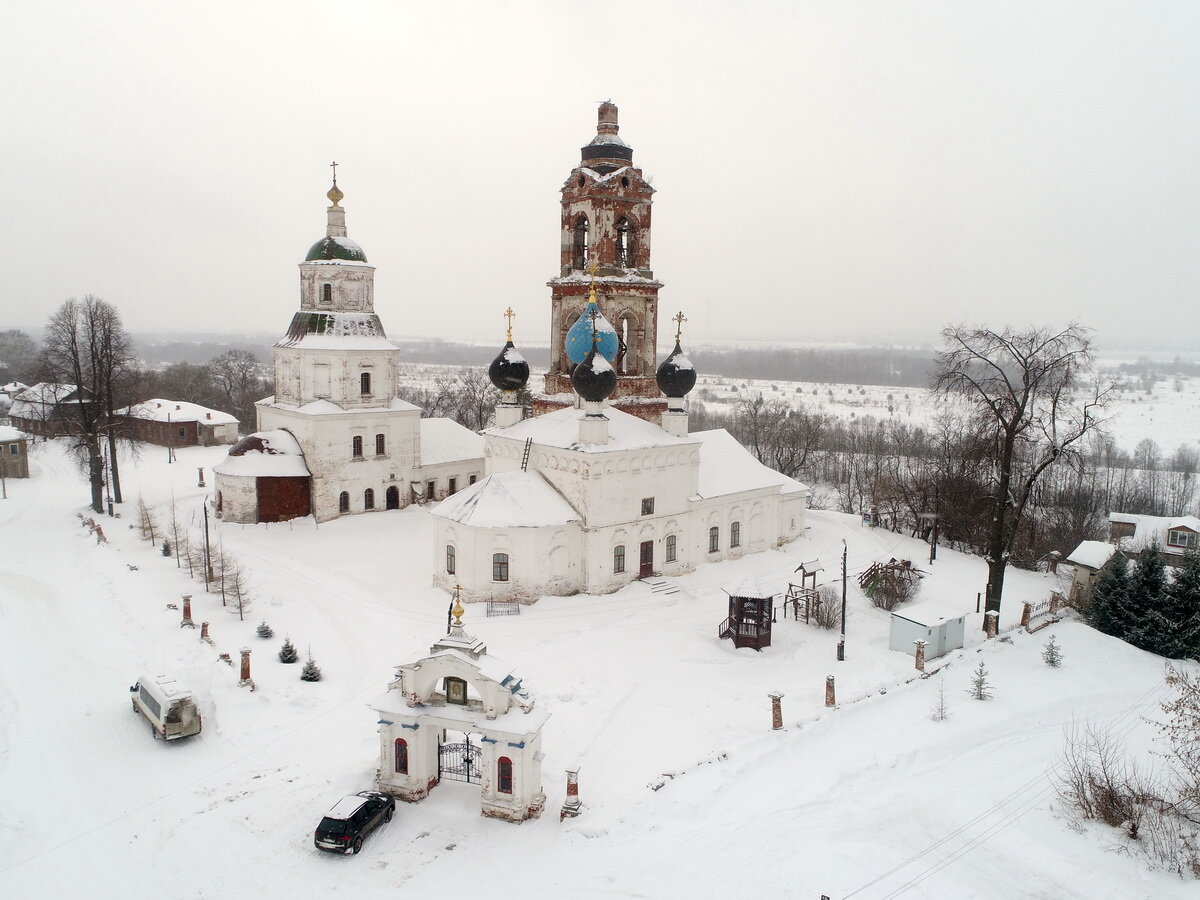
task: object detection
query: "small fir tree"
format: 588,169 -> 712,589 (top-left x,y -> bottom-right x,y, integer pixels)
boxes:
930,680 -> 951,722
968,661 -> 993,700
300,649 -> 322,682
161,539 -> 172,557
278,638 -> 299,664
1042,635 -> 1064,668
256,620 -> 274,639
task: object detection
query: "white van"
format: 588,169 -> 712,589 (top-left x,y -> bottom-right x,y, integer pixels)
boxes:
129,675 -> 202,740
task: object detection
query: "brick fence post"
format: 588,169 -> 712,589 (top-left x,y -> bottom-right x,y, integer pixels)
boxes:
825,675 -> 836,708
1020,602 -> 1032,629
914,639 -> 926,672
560,769 -> 581,821
239,647 -> 252,686
768,692 -> 784,730
984,610 -> 999,638
180,594 -> 195,628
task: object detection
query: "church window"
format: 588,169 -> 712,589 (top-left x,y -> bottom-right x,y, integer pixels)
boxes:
497,757 -> 513,794
448,477 -> 457,495
621,176 -> 630,188
709,526 -> 720,553
613,545 -> 626,574
445,676 -> 468,705
321,283 -> 332,304
427,480 -> 436,499
666,534 -> 677,562
641,497 -> 654,516
352,435 -> 363,458
360,372 -> 372,396
364,489 -> 375,510
338,491 -> 350,513
469,475 -> 477,485
492,552 -> 509,582
572,215 -> 589,269
731,521 -> 741,548
394,739 -> 408,774
446,545 -> 456,575
375,433 -> 386,456
615,217 -> 635,267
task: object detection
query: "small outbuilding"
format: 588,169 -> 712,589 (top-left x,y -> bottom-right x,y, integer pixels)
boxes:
889,599 -> 968,661
718,576 -> 776,651
117,399 -> 239,447
213,430 -> 312,523
1065,540 -> 1118,606
0,425 -> 30,479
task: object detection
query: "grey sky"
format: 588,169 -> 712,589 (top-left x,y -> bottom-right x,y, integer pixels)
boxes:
5,1 -> 1199,353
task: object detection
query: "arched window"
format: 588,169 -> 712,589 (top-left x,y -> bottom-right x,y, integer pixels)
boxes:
446,545 -> 456,575
571,215 -> 589,269
613,544 -> 626,574
731,521 -> 741,548
492,552 -> 509,582
364,488 -> 375,510
615,216 -> 635,267
666,534 -> 677,563
321,283 -> 332,304
617,313 -> 638,375
375,433 -> 385,456
394,738 -> 408,774
709,526 -> 720,553
497,756 -> 513,794
360,372 -> 372,396
352,435 -> 363,458
338,491 -> 350,513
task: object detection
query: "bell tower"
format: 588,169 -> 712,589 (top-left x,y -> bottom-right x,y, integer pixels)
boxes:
538,102 -> 666,421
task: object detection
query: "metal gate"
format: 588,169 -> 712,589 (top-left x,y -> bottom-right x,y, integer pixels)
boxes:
438,734 -> 482,784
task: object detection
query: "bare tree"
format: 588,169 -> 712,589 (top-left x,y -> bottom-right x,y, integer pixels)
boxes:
931,324 -> 1111,621
209,349 -> 270,426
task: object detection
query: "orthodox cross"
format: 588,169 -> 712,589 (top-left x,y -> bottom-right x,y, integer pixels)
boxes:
673,311 -> 687,343
504,307 -> 515,340
329,160 -> 339,186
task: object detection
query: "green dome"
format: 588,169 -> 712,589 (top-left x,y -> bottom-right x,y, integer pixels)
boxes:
305,235 -> 368,263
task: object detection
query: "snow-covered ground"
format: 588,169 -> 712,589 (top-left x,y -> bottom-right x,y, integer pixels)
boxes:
0,440 -> 1193,898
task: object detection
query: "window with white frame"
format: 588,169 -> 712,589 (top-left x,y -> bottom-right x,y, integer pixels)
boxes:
613,544 -> 626,574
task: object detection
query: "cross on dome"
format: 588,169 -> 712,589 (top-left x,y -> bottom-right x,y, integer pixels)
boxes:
673,311 -> 687,343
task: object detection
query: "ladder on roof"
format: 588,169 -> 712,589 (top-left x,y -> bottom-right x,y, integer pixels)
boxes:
520,438 -> 533,471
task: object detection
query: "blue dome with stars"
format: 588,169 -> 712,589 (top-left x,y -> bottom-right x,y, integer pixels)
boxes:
565,299 -> 619,366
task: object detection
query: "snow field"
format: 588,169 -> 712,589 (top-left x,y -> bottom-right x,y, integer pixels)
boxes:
0,439 -> 1193,898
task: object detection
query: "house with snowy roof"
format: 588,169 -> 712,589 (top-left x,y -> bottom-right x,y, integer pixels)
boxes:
213,176 -> 483,524
431,104 -> 807,601
7,383 -> 98,437
0,425 -> 30,479
117,399 -> 239,447
1108,512 -> 1200,566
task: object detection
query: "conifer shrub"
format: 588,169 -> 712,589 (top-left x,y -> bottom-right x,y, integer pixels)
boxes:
256,620 -> 274,639
278,638 -> 299,664
300,650 -> 322,682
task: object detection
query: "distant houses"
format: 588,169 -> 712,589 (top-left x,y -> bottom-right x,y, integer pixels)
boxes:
116,399 -> 239,447
7,383 -> 98,437
1065,511 -> 1200,606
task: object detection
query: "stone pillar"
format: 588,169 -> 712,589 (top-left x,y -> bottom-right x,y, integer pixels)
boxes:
824,675 -> 836,708
200,621 -> 210,643
560,769 -> 581,821
1049,592 -> 1062,615
1020,603 -> 1032,628
197,467 -> 206,487
180,595 -> 195,628
984,610 -> 999,638
914,639 -> 926,672
239,647 -> 252,686
768,692 -> 784,731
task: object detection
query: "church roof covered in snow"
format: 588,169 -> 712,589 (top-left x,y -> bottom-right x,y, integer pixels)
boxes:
119,399 -> 238,425
487,404 -> 696,452
693,429 -> 808,498
430,470 -> 580,528
213,429 -> 310,478
420,418 -> 484,467
276,312 -> 396,350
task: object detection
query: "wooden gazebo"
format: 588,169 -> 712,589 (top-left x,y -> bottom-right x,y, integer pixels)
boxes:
718,576 -> 776,651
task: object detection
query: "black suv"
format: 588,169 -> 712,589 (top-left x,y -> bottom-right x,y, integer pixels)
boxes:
313,791 -> 396,854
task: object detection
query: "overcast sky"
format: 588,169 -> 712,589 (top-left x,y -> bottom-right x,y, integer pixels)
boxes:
4,1 -> 1199,354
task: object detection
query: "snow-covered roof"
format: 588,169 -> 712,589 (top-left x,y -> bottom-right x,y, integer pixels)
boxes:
9,383 -> 91,420
274,334 -> 399,350
0,425 -> 27,442
1066,540 -> 1117,570
214,430 -> 310,478
2,381 -> 29,395
891,599 -> 971,627
119,399 -> 238,426
723,576 -> 776,599
257,396 -> 420,415
431,470 -> 580,528
420,418 -> 484,467
693,429 -> 808,498
487,404 -> 695,452
1109,512 -> 1200,551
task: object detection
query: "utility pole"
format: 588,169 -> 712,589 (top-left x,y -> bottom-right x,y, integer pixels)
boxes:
837,539 -> 847,661
202,501 -> 214,589
929,485 -> 940,565
167,412 -> 176,464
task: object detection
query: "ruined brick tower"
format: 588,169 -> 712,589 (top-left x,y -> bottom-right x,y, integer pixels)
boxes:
535,102 -> 667,421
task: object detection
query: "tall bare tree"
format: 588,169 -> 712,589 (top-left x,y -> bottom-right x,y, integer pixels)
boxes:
932,324 -> 1111,622
40,296 -> 135,510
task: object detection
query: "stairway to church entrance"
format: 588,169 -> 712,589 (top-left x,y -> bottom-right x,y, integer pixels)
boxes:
438,730 -> 482,785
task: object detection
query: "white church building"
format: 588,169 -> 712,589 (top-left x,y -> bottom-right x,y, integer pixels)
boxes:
430,103 -> 808,602
214,176 -> 483,524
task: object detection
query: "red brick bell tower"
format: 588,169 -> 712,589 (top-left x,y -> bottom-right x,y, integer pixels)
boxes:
535,102 -> 667,421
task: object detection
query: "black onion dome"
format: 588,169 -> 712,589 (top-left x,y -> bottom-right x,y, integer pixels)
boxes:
656,341 -> 697,398
488,340 -> 530,392
571,346 -> 617,403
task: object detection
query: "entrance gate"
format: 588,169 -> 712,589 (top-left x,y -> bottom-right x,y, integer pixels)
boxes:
438,733 -> 482,784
